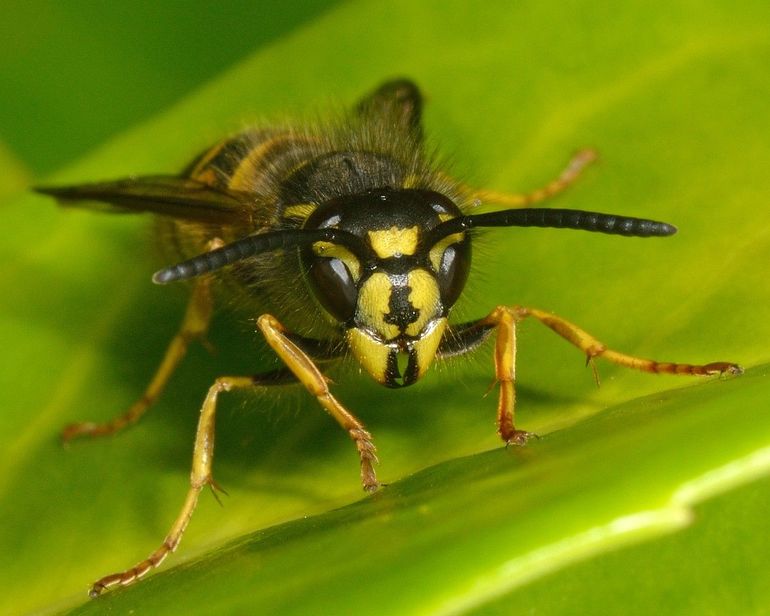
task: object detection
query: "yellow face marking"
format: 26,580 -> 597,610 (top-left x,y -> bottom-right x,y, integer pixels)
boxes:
347,328 -> 391,384
367,226 -> 419,258
405,269 -> 442,337
438,213 -> 454,222
283,203 -> 317,222
428,232 -> 465,271
356,272 -> 400,339
413,318 -> 447,378
312,241 -> 361,281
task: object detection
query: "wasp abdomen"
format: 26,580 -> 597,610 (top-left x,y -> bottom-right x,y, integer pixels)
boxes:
189,129 -> 321,199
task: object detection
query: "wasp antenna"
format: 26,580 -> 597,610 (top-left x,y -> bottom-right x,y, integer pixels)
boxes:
153,228 -> 368,284
426,208 -> 676,246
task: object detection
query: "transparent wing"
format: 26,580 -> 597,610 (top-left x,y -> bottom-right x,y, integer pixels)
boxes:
356,79 -> 424,142
35,175 -> 254,224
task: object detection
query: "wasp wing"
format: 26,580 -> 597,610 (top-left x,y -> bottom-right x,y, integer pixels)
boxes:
35,175 -> 253,225
356,79 -> 424,143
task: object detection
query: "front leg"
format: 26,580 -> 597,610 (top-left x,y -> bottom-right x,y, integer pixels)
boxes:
87,320 -> 372,597
62,274 -> 215,441
258,314 -> 379,491
472,308 -> 535,444
439,312 -> 531,444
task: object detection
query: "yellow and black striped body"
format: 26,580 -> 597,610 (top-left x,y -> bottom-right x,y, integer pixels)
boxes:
161,104 -> 474,385
160,128 -> 331,337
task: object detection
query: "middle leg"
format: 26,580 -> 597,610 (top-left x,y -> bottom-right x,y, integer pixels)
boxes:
62,275 -> 215,441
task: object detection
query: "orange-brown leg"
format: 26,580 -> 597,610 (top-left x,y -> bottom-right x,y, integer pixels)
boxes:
88,373 -> 253,597
88,314 -> 374,597
476,305 -> 742,445
471,148 -> 598,207
257,314 -> 379,491
474,307 -> 531,444
62,276 -> 214,441
516,306 -> 742,376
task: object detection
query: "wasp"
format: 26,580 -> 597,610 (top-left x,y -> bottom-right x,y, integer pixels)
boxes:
37,79 -> 741,597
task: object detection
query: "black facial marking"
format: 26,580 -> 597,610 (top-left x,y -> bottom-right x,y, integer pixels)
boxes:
382,346 -> 420,389
304,187 -> 461,241
403,349 -> 420,385
384,349 -> 401,388
384,276 -> 419,332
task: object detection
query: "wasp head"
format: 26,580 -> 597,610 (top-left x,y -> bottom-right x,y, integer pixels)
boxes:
302,188 -> 470,387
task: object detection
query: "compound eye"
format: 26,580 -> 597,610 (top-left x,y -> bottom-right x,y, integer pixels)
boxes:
433,238 -> 470,308
308,257 -> 358,322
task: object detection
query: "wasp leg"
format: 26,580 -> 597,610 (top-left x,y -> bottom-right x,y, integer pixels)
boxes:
471,148 -> 598,207
88,369 -> 298,597
439,316 -> 525,442
469,307 -> 531,444
457,305 -> 742,445
62,276 -> 214,442
257,314 -> 379,492
513,306 -> 742,376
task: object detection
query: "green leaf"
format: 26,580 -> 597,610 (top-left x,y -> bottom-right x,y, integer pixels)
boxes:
0,140 -> 30,199
66,366 -> 770,615
1,1 -> 769,614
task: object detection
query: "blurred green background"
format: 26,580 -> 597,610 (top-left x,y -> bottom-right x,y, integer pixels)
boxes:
1,1 -> 769,615
0,0 -> 342,176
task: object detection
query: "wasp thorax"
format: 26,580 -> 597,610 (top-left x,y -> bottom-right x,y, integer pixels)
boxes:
300,187 -> 471,387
